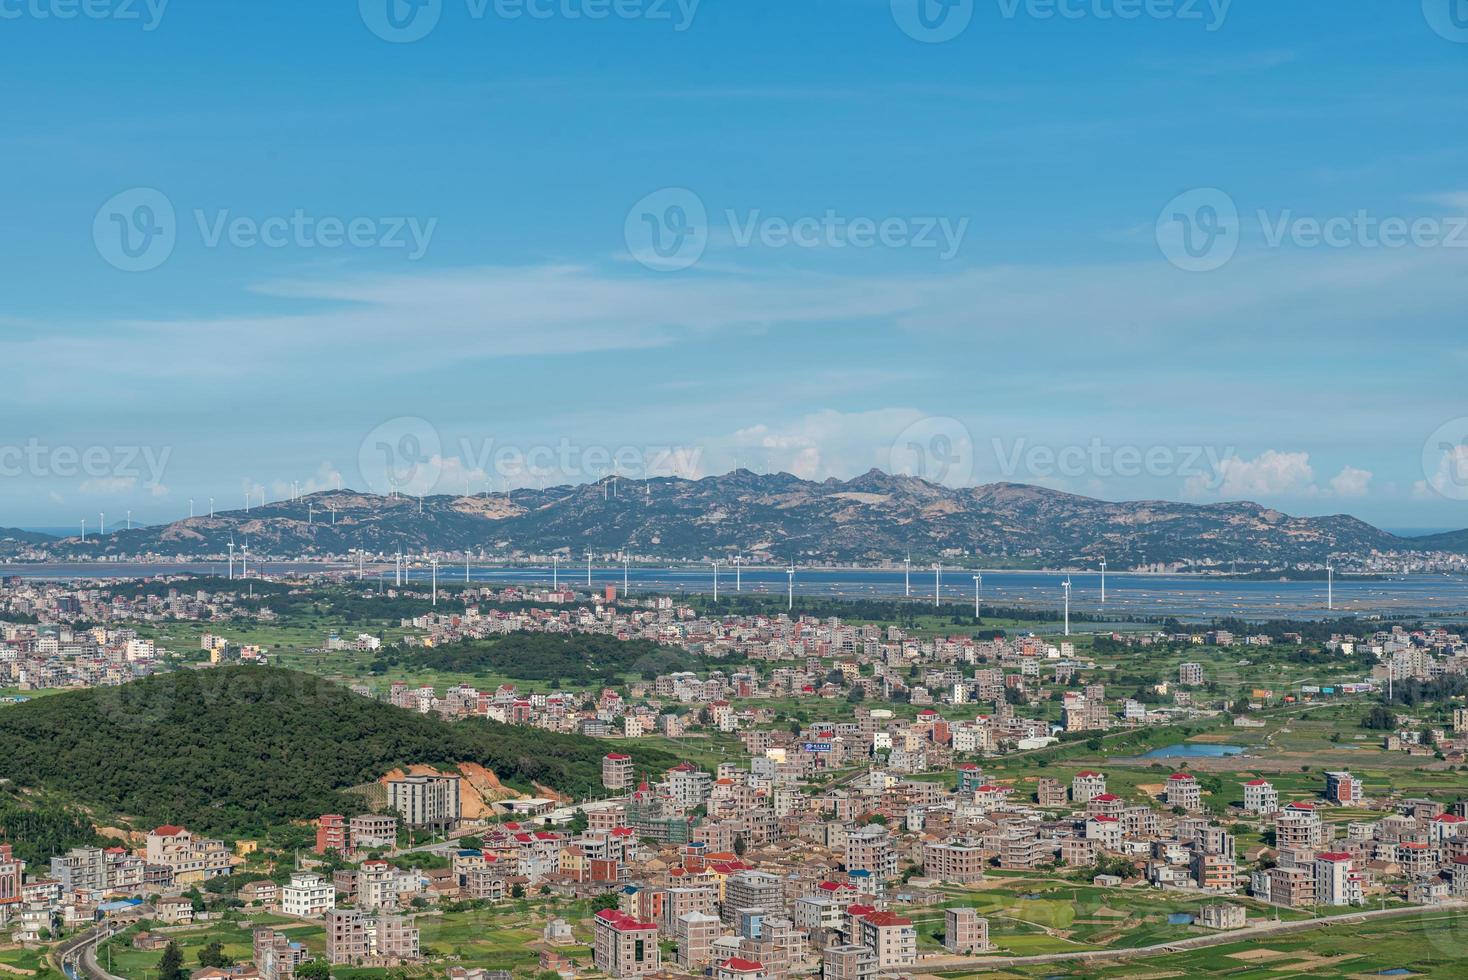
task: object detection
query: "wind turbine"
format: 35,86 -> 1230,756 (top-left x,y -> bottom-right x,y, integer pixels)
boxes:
1327,560 -> 1334,611
189,498 -> 194,519
552,555 -> 560,591
934,562 -> 942,608
712,560 -> 721,602
786,563 -> 795,612
1062,577 -> 1072,637
431,558 -> 439,606
1099,558 -> 1106,604
972,575 -> 982,618
79,518 -> 86,544
228,539 -> 235,580
126,510 -> 131,530
99,512 -> 105,536
904,553 -> 911,598
734,554 -> 743,592
241,539 -> 249,578
623,552 -> 630,596
587,550 -> 593,588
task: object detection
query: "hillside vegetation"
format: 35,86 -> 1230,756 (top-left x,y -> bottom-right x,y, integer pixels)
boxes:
372,632 -> 706,685
0,666 -> 678,837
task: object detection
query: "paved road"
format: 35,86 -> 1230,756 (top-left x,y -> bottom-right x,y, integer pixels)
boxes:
920,901 -> 1466,970
51,926 -> 126,980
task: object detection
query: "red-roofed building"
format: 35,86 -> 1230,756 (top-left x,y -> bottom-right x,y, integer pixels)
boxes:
854,909 -> 915,968
714,957 -> 768,980
1165,773 -> 1201,811
1314,852 -> 1364,906
592,908 -> 660,977
603,753 -> 634,791
1242,779 -> 1278,815
1432,812 -> 1467,844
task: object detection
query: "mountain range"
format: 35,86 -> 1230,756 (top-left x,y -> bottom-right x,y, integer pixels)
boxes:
5,470 -> 1464,566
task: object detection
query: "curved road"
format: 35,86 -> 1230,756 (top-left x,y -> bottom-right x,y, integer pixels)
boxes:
52,926 -> 126,980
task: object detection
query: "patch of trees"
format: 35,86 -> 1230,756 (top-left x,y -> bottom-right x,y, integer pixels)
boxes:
0,666 -> 678,837
372,632 -> 702,684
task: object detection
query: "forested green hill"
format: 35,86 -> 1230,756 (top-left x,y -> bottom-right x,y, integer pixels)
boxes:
0,666 -> 677,836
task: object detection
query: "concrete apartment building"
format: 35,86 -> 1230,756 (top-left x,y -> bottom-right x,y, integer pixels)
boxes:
281,872 -> 336,918
673,910 -> 721,969
1036,777 -> 1068,808
944,907 -> 989,953
821,944 -> 877,980
844,825 -> 898,881
723,871 -> 783,925
854,910 -> 916,969
603,753 -> 634,791
1276,803 -> 1325,849
1242,779 -> 1279,815
1165,773 -> 1202,811
1071,771 -> 1106,803
923,839 -> 986,884
1179,662 -> 1204,685
387,774 -> 462,828
1324,770 -> 1365,806
1315,853 -> 1365,906
349,814 -> 398,850
315,815 -> 348,856
145,825 -> 232,883
593,908 -> 661,977
1199,904 -> 1247,929
50,846 -> 106,892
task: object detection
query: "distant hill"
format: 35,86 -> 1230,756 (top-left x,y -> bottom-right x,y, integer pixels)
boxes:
0,666 -> 678,836
18,470 -> 1466,565
0,526 -> 57,546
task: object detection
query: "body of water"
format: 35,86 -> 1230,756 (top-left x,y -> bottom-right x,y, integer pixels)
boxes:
1140,744 -> 1247,759
3,562 -> 1468,621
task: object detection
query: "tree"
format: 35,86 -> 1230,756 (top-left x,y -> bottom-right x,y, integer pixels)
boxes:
1362,704 -> 1396,731
295,959 -> 331,980
510,883 -> 526,899
733,837 -> 747,856
158,943 -> 187,980
846,687 -> 865,704
198,940 -> 231,969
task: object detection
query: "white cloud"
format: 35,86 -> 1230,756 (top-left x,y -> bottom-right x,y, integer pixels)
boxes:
79,476 -> 138,495
1329,465 -> 1373,498
1208,450 -> 1317,498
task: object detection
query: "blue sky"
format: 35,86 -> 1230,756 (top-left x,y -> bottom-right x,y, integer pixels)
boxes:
2,0 -> 1467,530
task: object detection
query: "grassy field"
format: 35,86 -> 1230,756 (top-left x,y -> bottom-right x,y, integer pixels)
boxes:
935,906 -> 1468,978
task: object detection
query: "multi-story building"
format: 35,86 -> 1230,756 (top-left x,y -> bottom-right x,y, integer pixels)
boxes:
325,909 -> 369,965
821,944 -> 877,980
1314,852 -> 1364,906
1179,663 -> 1204,685
1190,852 -> 1238,893
923,839 -> 985,884
349,814 -> 398,851
316,815 -> 348,856
373,913 -> 420,962
1242,779 -> 1279,815
944,908 -> 989,953
1036,777 -> 1068,808
0,844 -> 24,907
604,753 -> 634,791
1165,773 -> 1202,811
281,872 -> 336,918
1071,771 -> 1106,803
387,775 -> 461,828
145,826 -> 232,883
50,846 -> 106,892
854,910 -> 916,969
1276,803 -> 1324,849
724,871 -> 783,925
844,825 -> 898,881
1199,904 -> 1247,929
1324,771 -> 1364,806
673,910 -> 721,969
593,908 -> 661,977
